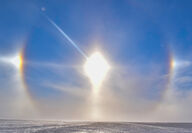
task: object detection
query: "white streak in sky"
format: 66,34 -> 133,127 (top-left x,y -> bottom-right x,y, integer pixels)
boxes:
47,17 -> 87,58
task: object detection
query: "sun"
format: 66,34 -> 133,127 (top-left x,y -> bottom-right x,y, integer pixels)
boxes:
84,51 -> 110,90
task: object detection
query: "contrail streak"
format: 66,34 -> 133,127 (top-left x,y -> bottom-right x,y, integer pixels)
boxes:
47,17 -> 87,58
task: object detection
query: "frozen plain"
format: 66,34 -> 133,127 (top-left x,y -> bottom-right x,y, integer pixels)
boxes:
0,119 -> 192,133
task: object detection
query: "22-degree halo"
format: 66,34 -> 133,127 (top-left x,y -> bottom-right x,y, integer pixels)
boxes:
84,51 -> 110,91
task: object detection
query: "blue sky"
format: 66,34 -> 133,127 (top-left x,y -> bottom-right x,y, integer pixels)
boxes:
1,0 -> 192,121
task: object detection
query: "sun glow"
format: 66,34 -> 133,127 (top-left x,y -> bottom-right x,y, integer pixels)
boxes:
84,52 -> 110,90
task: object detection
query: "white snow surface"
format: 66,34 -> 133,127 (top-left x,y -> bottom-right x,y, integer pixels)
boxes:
0,119 -> 192,133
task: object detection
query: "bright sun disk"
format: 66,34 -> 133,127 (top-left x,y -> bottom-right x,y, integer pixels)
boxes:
84,52 -> 110,90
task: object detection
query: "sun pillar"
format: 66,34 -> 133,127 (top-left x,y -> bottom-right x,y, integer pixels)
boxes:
84,51 -> 110,120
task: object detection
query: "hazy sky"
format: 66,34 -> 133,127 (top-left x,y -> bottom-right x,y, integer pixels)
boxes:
1,0 -> 192,121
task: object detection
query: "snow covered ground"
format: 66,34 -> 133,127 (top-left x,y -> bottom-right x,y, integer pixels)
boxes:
0,119 -> 192,133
